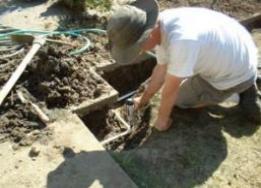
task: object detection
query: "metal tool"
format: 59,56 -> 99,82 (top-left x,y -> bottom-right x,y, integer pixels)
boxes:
125,98 -> 135,127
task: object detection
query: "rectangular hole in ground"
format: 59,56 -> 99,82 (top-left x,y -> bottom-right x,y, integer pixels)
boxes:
81,105 -> 154,151
100,58 -> 156,96
81,58 -> 158,151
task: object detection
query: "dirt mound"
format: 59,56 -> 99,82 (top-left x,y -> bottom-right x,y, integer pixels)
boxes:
24,44 -> 108,108
0,36 -> 111,146
82,33 -> 115,67
158,0 -> 261,19
0,91 -> 52,147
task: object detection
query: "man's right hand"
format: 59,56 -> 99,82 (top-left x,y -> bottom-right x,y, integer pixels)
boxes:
134,64 -> 167,110
133,96 -> 144,110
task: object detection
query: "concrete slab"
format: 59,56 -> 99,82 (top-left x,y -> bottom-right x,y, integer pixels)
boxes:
0,111 -> 137,188
71,69 -> 119,116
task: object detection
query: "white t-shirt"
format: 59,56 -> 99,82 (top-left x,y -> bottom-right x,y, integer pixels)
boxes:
155,7 -> 258,90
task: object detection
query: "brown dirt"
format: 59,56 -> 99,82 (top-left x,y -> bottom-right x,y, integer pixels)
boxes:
82,108 -> 127,149
81,105 -> 153,151
81,33 -> 115,67
0,92 -> 52,147
0,36 -> 111,146
1,38 -> 110,108
24,43 -> 109,108
158,0 -> 261,20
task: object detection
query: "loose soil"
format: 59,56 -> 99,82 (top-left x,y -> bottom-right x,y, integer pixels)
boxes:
0,92 -> 52,147
82,105 -> 153,151
81,33 -> 115,67
0,36 -> 111,146
24,43 -> 109,108
158,0 -> 261,20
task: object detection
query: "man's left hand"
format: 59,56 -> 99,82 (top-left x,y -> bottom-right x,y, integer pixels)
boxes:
154,117 -> 172,131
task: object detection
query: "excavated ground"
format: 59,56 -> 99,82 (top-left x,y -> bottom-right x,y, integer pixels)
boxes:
0,37 -> 111,147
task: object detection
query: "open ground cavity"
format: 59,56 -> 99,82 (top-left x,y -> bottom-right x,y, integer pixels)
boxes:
101,58 -> 156,95
81,58 -> 158,151
81,105 -> 154,151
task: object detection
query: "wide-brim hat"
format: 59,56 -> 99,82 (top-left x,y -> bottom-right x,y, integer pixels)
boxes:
107,0 -> 159,64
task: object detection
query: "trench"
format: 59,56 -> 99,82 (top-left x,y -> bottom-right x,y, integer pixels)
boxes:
81,58 -> 157,151
101,58 -> 156,95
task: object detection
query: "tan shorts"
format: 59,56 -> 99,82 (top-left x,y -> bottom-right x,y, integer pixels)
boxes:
175,75 -> 256,108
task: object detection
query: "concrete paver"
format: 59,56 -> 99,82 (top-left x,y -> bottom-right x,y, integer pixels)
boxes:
0,111 -> 137,188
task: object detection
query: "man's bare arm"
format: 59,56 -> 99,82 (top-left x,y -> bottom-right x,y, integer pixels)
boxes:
138,63 -> 167,107
155,74 -> 183,131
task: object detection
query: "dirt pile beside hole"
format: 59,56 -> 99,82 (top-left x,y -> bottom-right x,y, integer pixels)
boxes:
23,45 -> 107,108
0,91 -> 52,147
0,36 -> 111,146
81,33 -> 115,66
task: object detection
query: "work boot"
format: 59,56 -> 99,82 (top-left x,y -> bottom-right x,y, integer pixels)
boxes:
239,84 -> 261,124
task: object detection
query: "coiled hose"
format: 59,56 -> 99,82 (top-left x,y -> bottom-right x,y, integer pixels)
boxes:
0,25 -> 107,58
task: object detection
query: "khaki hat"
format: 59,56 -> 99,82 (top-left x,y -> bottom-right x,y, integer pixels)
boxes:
107,0 -> 159,64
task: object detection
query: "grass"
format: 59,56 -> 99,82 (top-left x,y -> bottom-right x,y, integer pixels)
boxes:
111,151 -> 164,188
110,104 -> 261,188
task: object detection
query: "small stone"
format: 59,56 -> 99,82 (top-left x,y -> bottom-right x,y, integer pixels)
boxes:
12,144 -> 19,151
14,165 -> 19,169
29,147 -> 40,158
19,137 -> 33,146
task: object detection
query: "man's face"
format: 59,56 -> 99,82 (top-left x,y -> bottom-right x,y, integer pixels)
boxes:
141,25 -> 160,52
141,33 -> 157,52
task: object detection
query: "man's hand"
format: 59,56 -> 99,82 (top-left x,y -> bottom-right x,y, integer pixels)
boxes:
154,117 -> 173,131
156,74 -> 183,131
133,96 -> 144,110
134,64 -> 167,110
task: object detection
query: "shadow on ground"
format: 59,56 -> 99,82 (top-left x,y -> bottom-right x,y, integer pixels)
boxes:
47,147 -> 136,188
111,105 -> 260,188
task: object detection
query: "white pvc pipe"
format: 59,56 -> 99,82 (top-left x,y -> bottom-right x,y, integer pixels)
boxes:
101,109 -> 131,146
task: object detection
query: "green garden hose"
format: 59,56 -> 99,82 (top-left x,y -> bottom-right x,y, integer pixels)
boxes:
0,26 -> 107,56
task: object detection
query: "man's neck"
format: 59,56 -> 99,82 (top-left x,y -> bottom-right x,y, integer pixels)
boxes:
154,23 -> 161,46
